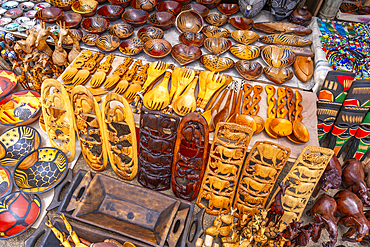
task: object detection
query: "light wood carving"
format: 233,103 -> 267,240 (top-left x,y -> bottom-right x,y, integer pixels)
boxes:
90,54 -> 115,88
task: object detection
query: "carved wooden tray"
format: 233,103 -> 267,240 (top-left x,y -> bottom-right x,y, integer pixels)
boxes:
57,170 -> 194,247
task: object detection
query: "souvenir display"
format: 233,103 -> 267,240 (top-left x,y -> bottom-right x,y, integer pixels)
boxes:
104,57 -> 134,91
293,56 -> 314,82
204,37 -> 231,55
238,0 -> 266,18
348,111 -> 370,161
260,34 -> 312,46
72,52 -> 105,86
171,44 -> 202,66
56,12 -> 82,28
205,13 -> 228,27
35,6 -> 63,23
0,165 -> 12,199
4,8 -> 23,19
253,21 -> 312,35
71,0 -> 98,17
121,9 -> 149,28
157,1 -> 182,15
290,6 -> 312,27
181,3 -> 209,17
175,10 -> 203,33
96,5 -> 124,21
179,32 -> 205,47
137,26 -> 164,42
119,38 -> 144,56
108,23 -> 134,39
270,0 -> 299,20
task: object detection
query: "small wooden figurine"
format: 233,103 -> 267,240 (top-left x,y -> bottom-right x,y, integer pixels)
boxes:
313,154 -> 342,197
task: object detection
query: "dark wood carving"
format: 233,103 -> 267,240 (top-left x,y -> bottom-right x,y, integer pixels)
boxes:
313,155 -> 342,197
266,180 -> 290,227
139,107 -> 180,191
171,112 -> 209,201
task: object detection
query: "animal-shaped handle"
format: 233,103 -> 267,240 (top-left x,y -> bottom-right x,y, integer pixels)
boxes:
295,90 -> 303,121
286,87 -> 295,122
265,85 -> 276,118
249,85 -> 263,116
276,87 -> 287,119
241,83 -> 253,114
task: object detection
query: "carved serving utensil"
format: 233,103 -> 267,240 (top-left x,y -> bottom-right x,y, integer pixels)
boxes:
264,85 -> 279,138
122,60 -> 142,82
131,63 -> 149,85
197,70 -> 211,106
90,54 -> 115,88
236,83 -> 257,132
198,72 -> 228,110
270,87 -> 293,137
212,81 -> 236,130
173,67 -> 196,101
87,88 -> 108,96
226,80 -> 244,123
173,77 -> 198,116
202,84 -> 230,128
288,90 -> 309,143
104,58 -> 134,90
143,71 -> 171,111
62,50 -> 93,82
72,52 -> 105,86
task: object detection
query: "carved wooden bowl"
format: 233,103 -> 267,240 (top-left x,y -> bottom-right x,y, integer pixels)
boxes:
96,34 -> 120,52
119,38 -> 144,55
176,10 -> 203,33
217,3 -> 239,15
149,11 -> 176,30
45,0 -> 75,11
97,5 -> 124,21
157,1 -> 182,15
204,37 -> 231,55
143,39 -> 172,58
0,70 -> 18,100
231,30 -> 259,45
0,90 -> 41,126
235,60 -> 263,80
81,17 -> 110,34
122,9 -> 149,27
0,192 -> 41,239
229,16 -> 253,30
171,43 -> 202,65
195,0 -> 221,9
14,147 -> 68,194
174,0 -> 192,5
71,0 -> 98,17
181,3 -> 209,17
37,7 -> 64,23
200,54 -> 234,72
56,12 -> 82,28
108,0 -> 131,7
261,45 -> 296,68
4,8 -> 23,19
62,29 -> 82,45
82,33 -> 99,46
179,31 -> 205,47
202,25 -> 230,38
264,66 -> 293,84
229,44 -> 260,60
131,0 -> 158,12
205,13 -> 228,26
340,2 -> 358,13
0,165 -> 12,198
137,26 -> 164,42
108,23 -> 134,39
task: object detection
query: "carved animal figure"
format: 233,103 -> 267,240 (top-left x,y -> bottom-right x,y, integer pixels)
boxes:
303,152 -> 331,167
141,150 -> 171,164
218,128 -> 247,145
249,164 -> 277,180
147,138 -> 171,153
335,189 -> 370,242
292,224 -> 313,246
207,176 -> 230,192
293,166 -> 323,182
266,180 -> 290,226
237,203 -> 259,217
181,125 -> 202,145
203,191 -> 231,213
253,143 -> 287,167
282,194 -> 305,212
242,177 -> 270,195
279,219 -> 302,245
141,113 -> 177,136
209,160 -> 238,176
313,155 -> 342,197
342,158 -> 370,206
35,22 -> 53,57
214,145 -> 244,162
287,181 -> 315,196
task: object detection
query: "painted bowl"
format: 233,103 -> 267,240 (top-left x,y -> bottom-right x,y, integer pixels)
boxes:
122,9 -> 149,27
0,70 -> 18,100
97,5 -> 124,21
13,147 -> 68,194
119,38 -> 144,55
176,10 -> 203,33
35,6 -> 63,22
0,90 -> 41,126
108,23 -> 134,39
0,18 -> 12,26
205,13 -> 228,26
195,0 -> 221,9
131,0 -> 157,12
200,54 -> 234,72
174,0 -> 191,5
18,2 -> 34,11
56,12 -> 82,28
149,11 -> 176,30
171,43 -> 202,66
82,33 -> 99,46
264,66 -> 293,84
235,60 -> 263,80
81,17 -> 110,34
2,1 -> 19,10
0,8 -> 5,15
143,39 -> 172,58
26,10 -> 37,18
0,192 -> 41,239
4,8 -> 23,19
204,37 -> 231,55
15,16 -> 30,25
231,30 -> 259,45
261,45 -> 296,68
18,20 -> 36,32
96,34 -> 120,52
137,26 -> 164,42
229,16 -> 253,30
179,31 -> 205,47
217,3 -> 239,15
45,0 -> 75,11
62,29 -> 82,45
157,1 -> 182,15
0,126 -> 41,167
34,2 -> 51,9
0,165 -> 12,198
71,0 -> 97,17
108,0 -> 131,7
202,25 -> 230,38
5,23 -> 19,31
340,2 -> 358,13
181,3 -> 209,17
229,44 -> 260,60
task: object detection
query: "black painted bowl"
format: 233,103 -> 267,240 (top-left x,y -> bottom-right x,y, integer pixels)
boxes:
108,23 -> 134,39
81,17 -> 110,34
97,5 -> 124,21
137,26 -> 164,42
96,34 -> 120,52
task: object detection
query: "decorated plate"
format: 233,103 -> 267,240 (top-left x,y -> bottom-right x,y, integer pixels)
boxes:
34,2 -> 50,9
0,164 -> 13,198
2,1 -> 19,10
5,23 -> 19,31
0,7 -> 6,15
18,2 -> 34,11
15,16 -> 30,24
0,18 -> 12,26
25,9 -> 36,18
0,70 -> 18,100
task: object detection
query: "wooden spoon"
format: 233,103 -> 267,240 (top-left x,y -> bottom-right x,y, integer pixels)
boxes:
270,87 -> 293,137
197,70 -> 211,106
212,81 -> 236,130
236,83 -> 257,132
198,72 -> 227,110
173,77 -> 198,116
288,90 -> 309,143
249,85 -> 265,133
202,84 -> 230,126
264,85 -> 279,138
226,81 -> 244,123
143,71 -> 171,111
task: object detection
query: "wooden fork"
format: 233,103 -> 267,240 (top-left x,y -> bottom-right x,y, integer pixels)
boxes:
172,67 -> 195,101
114,80 -> 129,94
173,77 -> 198,116
143,71 -> 171,111
198,72 -> 227,110
196,70 -> 211,106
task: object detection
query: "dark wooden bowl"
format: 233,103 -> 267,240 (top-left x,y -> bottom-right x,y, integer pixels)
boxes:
148,11 -> 175,30
119,38 -> 144,55
202,25 -> 230,38
81,17 -> 110,34
56,12 -> 82,28
82,33 -> 100,46
174,0 -> 192,5
109,0 -> 131,7
195,0 -> 221,9
229,16 -> 253,30
181,3 -> 209,17
204,37 -> 231,55
45,0 -> 74,11
143,39 -> 172,58
108,23 -> 134,39
171,43 -> 202,66
235,60 -> 263,80
176,10 -> 203,33
71,0 -> 97,17
261,45 -> 295,68
205,13 -> 228,26
157,1 -> 182,15
131,0 -> 158,12
264,66 -> 293,84
97,5 -> 124,21
122,9 -> 149,27
217,3 -> 239,15
96,34 -> 120,52
137,26 -> 164,42
179,31 -> 205,47
62,29 -> 83,45
35,7 -> 63,22
200,54 -> 234,72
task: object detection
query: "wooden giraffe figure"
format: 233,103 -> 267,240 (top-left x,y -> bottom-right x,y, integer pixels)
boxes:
265,180 -> 290,227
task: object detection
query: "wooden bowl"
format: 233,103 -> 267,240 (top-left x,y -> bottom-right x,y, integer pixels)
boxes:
14,147 -> 68,194
235,60 -> 263,80
82,33 -> 99,46
181,3 -> 209,17
200,54 -> 234,72
149,11 -> 175,30
108,23 -> 134,39
179,31 -> 205,47
0,90 -> 41,126
81,17 -> 110,34
0,192 -> 41,239
157,1 -> 182,15
217,3 -> 239,15
231,30 -> 259,45
131,0 -> 158,12
174,0 -> 192,5
0,70 -> 18,100
119,38 -> 144,55
205,13 -> 228,26
109,0 -> 131,7
0,165 -> 12,198
62,29 -> 82,45
56,12 -> 82,28
96,34 -> 120,52
261,45 -> 296,68
171,43 -> 202,66
229,16 -> 253,30
0,126 -> 41,167
4,8 -> 23,19
44,0 -> 74,11
137,26 -> 164,42
122,9 -> 149,27
204,37 -> 231,55
97,5 -> 124,21
143,39 -> 172,58
71,0 -> 98,17
175,10 -> 203,33
264,66 -> 293,84
202,25 -> 230,38
195,0 -> 221,9
230,44 -> 260,60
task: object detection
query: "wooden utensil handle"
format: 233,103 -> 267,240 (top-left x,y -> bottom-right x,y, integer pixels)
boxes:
276,87 -> 287,119
241,83 -> 253,114
209,83 -> 231,111
286,87 -> 295,122
249,85 -> 263,116
265,85 -> 277,118
295,90 -> 303,121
